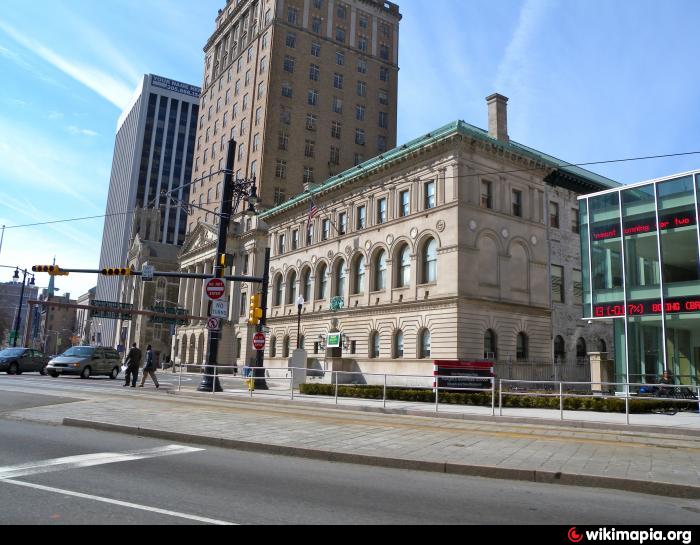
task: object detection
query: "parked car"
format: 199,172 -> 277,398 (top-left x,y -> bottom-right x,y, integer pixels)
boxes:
0,348 -> 51,375
46,346 -> 122,380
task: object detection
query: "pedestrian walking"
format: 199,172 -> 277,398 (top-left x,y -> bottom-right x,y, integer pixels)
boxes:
140,344 -> 160,389
123,343 -> 142,388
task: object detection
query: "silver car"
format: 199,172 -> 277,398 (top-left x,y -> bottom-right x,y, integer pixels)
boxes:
46,346 -> 122,380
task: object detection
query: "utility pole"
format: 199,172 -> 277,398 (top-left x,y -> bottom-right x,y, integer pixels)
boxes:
197,139 -> 259,393
198,140 -> 237,393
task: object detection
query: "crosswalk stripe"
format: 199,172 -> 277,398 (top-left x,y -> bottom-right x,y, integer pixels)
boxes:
0,445 -> 204,480
1,478 -> 236,525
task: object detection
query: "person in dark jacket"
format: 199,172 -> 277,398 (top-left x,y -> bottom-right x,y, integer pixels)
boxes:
123,343 -> 142,388
139,344 -> 160,389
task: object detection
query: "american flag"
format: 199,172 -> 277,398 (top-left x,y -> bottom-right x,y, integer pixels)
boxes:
308,198 -> 319,224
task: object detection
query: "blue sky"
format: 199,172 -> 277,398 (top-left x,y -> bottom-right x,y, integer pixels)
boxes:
0,0 -> 699,298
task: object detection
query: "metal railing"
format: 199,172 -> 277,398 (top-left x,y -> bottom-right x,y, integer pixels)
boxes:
170,364 -> 700,425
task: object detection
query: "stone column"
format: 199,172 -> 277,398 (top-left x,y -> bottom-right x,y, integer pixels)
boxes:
590,352 -> 614,394
200,261 -> 211,320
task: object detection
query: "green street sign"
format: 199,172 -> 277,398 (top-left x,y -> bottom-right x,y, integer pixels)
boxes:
327,332 -> 342,348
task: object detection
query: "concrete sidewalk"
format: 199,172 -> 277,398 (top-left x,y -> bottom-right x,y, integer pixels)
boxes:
4,380 -> 700,500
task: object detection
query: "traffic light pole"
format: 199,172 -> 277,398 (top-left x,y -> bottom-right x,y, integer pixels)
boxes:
253,248 -> 271,390
198,139 -> 237,393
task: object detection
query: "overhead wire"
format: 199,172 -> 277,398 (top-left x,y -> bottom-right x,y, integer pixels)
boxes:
2,150 -> 700,231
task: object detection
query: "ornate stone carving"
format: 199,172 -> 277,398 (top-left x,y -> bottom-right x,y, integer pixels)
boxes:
365,240 -> 372,250
296,259 -> 302,268
501,228 -> 509,239
410,228 -> 419,239
436,220 -> 446,233
469,220 -> 477,232
531,236 -> 538,246
311,255 -> 317,264
345,246 -> 352,257
327,250 -> 334,259
386,235 -> 394,246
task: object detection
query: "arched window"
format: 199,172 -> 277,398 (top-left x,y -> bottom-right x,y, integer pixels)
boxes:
302,268 -> 312,301
484,329 -> 497,359
283,336 -> 290,358
554,336 -> 566,362
334,259 -> 346,297
370,331 -> 380,358
576,338 -> 587,360
286,270 -> 297,305
394,330 -> 404,358
274,274 -> 283,307
317,263 -> 328,299
422,238 -> 438,283
597,339 -> 607,353
516,333 -> 528,361
419,329 -> 431,359
397,245 -> 411,288
374,250 -> 387,291
270,336 -> 277,357
353,256 -> 366,295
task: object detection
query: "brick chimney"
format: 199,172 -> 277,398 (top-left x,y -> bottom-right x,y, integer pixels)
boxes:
486,93 -> 509,143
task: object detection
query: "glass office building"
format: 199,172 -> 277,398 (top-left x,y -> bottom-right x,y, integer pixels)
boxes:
579,170 -> 700,386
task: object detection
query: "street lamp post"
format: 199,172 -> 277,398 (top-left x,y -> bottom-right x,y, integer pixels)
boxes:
11,267 -> 35,348
296,296 -> 305,349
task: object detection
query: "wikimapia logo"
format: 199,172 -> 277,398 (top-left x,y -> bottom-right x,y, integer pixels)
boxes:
567,527 -> 693,544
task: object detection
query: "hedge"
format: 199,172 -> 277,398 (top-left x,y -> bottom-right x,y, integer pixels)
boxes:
298,383 -> 697,414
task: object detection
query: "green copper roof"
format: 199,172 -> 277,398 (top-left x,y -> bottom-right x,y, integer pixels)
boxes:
261,120 -> 620,220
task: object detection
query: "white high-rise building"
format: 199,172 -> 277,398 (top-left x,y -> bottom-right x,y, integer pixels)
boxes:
95,74 -> 201,347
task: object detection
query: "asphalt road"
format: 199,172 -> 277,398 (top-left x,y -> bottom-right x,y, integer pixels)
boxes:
0,398 -> 699,525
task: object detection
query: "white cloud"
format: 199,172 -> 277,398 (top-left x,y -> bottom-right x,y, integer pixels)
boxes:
0,19 -> 134,110
67,125 -> 99,137
48,111 -> 64,120
0,117 -> 106,209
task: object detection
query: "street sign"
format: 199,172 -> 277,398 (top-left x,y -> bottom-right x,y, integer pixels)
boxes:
142,265 -> 155,282
207,318 -> 221,331
205,278 -> 226,301
90,300 -> 134,321
210,299 -> 229,320
327,332 -> 342,348
253,332 -> 266,351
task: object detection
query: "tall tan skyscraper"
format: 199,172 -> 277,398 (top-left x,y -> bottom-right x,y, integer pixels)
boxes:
188,0 -> 401,230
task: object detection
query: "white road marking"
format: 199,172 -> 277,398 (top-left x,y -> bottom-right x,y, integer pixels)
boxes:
0,445 -> 204,480
1,478 -> 236,525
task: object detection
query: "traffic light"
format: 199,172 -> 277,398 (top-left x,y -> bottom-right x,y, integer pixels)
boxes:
32,265 -> 69,276
248,294 -> 263,326
101,267 -> 133,276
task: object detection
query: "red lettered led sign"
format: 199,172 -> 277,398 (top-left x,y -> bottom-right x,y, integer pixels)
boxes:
594,296 -> 700,318
590,212 -> 696,242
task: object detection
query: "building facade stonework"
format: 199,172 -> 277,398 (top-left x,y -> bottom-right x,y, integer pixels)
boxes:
188,0 -> 401,229
255,100 -> 615,376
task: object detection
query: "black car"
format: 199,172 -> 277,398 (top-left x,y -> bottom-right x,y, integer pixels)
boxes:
0,348 -> 51,375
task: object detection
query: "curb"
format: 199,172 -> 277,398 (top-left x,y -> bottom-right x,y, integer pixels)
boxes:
166,389 -> 700,439
63,417 -> 700,500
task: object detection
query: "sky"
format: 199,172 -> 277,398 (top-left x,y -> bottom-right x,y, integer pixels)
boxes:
0,0 -> 699,299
